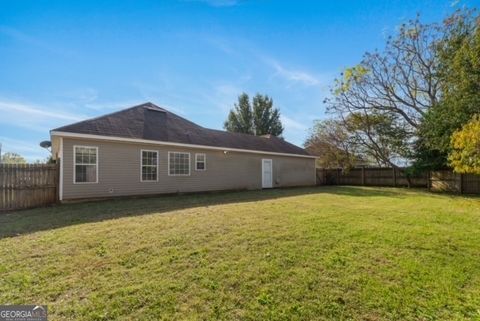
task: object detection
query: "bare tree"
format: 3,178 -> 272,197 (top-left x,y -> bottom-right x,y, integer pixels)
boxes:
305,119 -> 367,169
326,16 -> 442,167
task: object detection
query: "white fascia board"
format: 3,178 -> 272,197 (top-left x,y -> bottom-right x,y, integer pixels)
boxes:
50,131 -> 318,159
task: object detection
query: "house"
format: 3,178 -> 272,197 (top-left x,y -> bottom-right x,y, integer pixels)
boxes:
50,102 -> 316,201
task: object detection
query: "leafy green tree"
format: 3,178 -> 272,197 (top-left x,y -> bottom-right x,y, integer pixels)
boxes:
224,93 -> 253,135
323,8 -> 479,170
1,152 -> 27,164
449,115 -> 480,174
252,94 -> 283,136
224,93 -> 284,136
34,156 -> 55,164
416,10 -> 480,169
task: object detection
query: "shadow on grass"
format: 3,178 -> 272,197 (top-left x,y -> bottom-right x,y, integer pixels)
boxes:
0,186 -> 428,239
315,185 -> 421,197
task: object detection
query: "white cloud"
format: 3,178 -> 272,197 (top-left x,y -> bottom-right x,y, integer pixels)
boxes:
0,137 -> 49,162
184,0 -> 240,7
59,88 -> 99,104
281,115 -> 308,131
0,100 -> 83,122
84,100 -> 143,111
0,26 -> 76,57
279,114 -> 310,147
0,99 -> 86,135
209,84 -> 243,112
265,58 -> 321,86
204,36 -> 236,55
450,0 -> 461,7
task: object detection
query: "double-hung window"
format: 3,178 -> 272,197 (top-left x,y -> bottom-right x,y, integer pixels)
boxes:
141,150 -> 158,182
74,146 -> 98,183
195,153 -> 206,171
168,152 -> 190,176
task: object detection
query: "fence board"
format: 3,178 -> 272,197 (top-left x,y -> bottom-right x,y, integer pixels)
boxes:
430,170 -> 461,193
0,163 -> 59,211
318,167 -> 428,188
463,174 -> 480,194
317,167 -> 480,194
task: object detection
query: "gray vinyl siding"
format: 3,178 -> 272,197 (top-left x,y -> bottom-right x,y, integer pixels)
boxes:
61,138 -> 315,200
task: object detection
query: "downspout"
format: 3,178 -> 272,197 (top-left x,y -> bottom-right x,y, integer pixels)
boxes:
59,137 -> 63,201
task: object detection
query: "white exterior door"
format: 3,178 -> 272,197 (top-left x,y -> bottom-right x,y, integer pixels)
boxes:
262,159 -> 273,188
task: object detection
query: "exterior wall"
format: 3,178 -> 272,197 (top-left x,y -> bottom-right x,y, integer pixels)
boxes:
60,137 -> 316,200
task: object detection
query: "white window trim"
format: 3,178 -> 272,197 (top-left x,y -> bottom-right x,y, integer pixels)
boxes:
140,149 -> 159,182
168,151 -> 191,176
195,153 -> 206,171
73,145 -> 99,184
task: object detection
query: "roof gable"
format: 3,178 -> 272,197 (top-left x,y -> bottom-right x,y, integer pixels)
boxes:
52,102 -> 310,156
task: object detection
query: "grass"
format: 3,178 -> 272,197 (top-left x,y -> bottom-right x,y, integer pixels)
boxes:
0,186 -> 480,321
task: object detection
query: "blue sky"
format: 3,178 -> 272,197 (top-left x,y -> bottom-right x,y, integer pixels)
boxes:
1,0 -> 478,161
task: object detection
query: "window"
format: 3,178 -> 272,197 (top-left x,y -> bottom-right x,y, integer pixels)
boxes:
74,146 -> 98,183
168,152 -> 190,176
141,150 -> 158,182
195,153 -> 206,171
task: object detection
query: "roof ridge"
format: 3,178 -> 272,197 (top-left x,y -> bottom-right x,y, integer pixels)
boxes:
203,127 -> 308,154
51,102 -> 310,156
51,102 -> 157,132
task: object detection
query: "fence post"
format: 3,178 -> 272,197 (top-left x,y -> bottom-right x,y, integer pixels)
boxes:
392,167 -> 397,187
460,173 -> 464,194
427,171 -> 431,190
361,166 -> 365,186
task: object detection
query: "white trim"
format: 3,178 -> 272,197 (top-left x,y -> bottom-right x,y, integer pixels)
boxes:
168,151 -> 191,176
140,149 -> 159,182
195,153 -> 206,171
59,137 -> 63,201
51,131 -> 317,159
73,145 -> 99,184
262,158 -> 273,188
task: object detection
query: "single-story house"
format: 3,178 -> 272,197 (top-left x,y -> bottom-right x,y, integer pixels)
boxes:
50,102 -> 316,201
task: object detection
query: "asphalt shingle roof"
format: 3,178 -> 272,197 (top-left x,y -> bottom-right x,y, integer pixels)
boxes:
52,102 -> 311,156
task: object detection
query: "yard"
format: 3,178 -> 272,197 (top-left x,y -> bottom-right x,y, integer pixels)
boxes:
0,186 -> 479,321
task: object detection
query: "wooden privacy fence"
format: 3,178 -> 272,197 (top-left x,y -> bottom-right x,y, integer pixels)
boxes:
317,167 -> 480,194
316,167 -> 429,188
0,164 -> 59,211
430,170 -> 480,194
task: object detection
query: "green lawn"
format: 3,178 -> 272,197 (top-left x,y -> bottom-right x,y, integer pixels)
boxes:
1,187 -> 480,321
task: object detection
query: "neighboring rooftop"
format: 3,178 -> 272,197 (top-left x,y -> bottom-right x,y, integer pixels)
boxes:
52,102 -> 311,156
